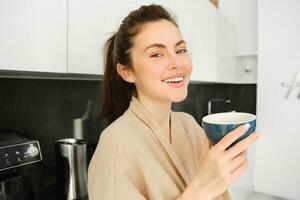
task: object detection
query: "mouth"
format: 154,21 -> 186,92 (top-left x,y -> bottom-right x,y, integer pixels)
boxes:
161,76 -> 184,84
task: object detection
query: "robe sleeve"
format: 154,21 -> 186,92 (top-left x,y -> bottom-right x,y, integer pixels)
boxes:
88,132 -> 147,200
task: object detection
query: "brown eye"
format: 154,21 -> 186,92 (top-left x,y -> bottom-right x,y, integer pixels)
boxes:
176,48 -> 188,54
151,53 -> 163,58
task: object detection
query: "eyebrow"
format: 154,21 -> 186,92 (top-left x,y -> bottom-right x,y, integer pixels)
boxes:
143,40 -> 186,52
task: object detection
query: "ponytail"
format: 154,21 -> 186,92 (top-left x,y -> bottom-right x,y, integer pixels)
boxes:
100,34 -> 135,124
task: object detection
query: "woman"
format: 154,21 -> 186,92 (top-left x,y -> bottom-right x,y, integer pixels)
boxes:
88,4 -> 259,200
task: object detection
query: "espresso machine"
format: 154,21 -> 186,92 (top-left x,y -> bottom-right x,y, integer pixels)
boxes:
0,129 -> 42,200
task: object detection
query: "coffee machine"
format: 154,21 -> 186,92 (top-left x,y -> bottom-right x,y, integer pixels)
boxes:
0,129 -> 42,200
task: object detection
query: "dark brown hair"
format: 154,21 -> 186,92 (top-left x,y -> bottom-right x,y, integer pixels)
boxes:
100,4 -> 178,124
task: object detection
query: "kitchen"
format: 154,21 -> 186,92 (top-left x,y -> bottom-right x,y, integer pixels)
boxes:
0,0 -> 299,200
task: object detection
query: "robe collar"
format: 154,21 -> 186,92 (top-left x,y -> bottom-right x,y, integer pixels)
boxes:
127,96 -> 191,187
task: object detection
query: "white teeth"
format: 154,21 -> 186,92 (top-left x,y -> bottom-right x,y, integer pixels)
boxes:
163,76 -> 184,83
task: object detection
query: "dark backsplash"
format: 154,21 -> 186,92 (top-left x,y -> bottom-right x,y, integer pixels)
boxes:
172,83 -> 257,123
0,78 -> 256,167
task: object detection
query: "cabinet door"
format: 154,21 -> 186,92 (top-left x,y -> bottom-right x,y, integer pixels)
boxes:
216,12 -> 237,82
68,0 -> 151,75
254,1 -> 300,199
219,0 -> 257,56
0,0 -> 67,73
189,0 -> 218,82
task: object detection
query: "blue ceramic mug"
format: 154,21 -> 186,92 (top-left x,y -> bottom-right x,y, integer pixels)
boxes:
202,112 -> 256,145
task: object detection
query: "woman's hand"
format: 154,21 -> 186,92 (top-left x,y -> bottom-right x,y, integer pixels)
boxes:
182,124 -> 259,200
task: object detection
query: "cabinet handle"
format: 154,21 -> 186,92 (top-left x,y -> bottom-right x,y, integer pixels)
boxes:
281,71 -> 300,99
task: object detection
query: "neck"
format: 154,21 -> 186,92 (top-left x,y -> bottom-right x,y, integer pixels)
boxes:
137,95 -> 171,126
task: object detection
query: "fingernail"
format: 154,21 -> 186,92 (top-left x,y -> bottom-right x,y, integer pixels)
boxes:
242,123 -> 250,130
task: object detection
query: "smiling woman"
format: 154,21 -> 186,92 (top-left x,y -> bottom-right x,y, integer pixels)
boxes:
88,4 -> 257,200
99,5 -> 190,124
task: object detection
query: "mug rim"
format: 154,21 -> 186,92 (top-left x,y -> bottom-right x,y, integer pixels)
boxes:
202,112 -> 256,125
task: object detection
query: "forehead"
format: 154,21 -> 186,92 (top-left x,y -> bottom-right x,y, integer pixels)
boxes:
132,19 -> 183,49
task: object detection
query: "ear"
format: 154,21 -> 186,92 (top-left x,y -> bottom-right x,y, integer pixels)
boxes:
116,63 -> 136,83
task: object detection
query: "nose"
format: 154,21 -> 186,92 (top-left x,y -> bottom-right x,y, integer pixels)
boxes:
168,53 -> 183,70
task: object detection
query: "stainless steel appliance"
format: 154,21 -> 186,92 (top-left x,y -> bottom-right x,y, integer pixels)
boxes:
0,129 -> 42,200
55,138 -> 88,200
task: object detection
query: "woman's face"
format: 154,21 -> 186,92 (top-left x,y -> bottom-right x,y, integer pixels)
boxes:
127,19 -> 192,103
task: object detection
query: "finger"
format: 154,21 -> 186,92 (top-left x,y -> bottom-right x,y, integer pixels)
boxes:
227,153 -> 247,173
213,124 -> 251,152
229,159 -> 248,184
226,132 -> 259,159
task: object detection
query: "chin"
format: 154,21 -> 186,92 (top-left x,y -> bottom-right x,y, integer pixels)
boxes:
171,92 -> 188,103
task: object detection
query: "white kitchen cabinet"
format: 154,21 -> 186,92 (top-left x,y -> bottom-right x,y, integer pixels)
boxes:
188,1 -> 237,83
216,13 -> 257,84
189,0 -> 218,82
219,0 -> 257,56
0,0 -> 235,81
217,0 -> 257,84
216,12 -> 237,83
67,0 -> 192,75
67,0 -> 144,75
254,1 -> 300,199
0,0 -> 67,73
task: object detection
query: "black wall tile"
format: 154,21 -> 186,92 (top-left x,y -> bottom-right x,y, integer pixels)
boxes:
0,78 -> 256,168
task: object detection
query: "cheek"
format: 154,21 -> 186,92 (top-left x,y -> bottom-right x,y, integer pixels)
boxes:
139,61 -> 165,79
183,56 -> 193,74
150,65 -> 165,79
133,61 -> 164,86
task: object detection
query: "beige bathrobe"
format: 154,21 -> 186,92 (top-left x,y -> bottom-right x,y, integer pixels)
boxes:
88,97 -> 230,200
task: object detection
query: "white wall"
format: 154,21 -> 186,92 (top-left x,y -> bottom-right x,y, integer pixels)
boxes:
254,0 -> 300,199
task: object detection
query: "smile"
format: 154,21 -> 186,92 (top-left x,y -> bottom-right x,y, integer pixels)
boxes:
162,76 -> 184,83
